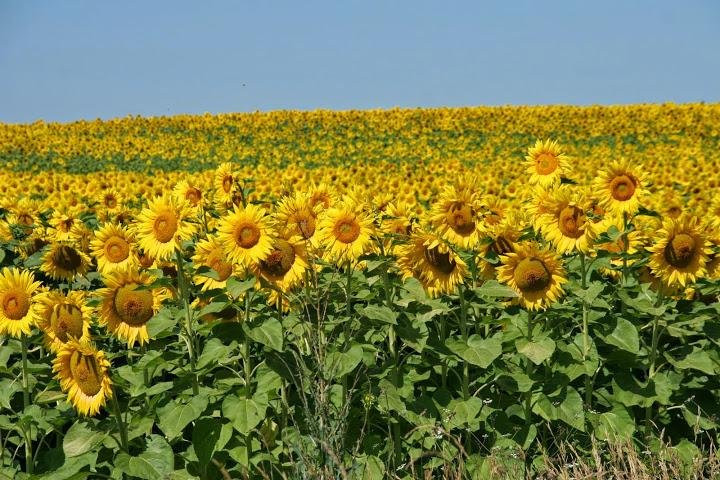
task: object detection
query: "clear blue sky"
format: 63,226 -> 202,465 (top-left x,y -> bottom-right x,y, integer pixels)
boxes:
1,1 -> 719,123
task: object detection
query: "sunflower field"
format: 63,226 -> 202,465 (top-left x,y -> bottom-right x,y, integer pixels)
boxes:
0,104 -> 720,479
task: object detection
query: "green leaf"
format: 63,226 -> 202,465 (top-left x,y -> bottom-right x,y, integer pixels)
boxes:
516,337 -> 556,365
323,343 -> 363,379
63,421 -> 106,458
157,396 -> 208,440
446,335 -> 502,368
590,404 -> 635,441
358,455 -> 385,480
604,318 -> 639,354
674,348 -> 716,375
222,395 -> 267,435
146,307 -> 177,338
245,317 -> 283,352
474,280 -> 519,298
226,277 -> 255,299
533,388 -> 585,431
193,417 -> 222,468
114,435 -> 173,479
360,305 -> 397,324
196,338 -> 232,370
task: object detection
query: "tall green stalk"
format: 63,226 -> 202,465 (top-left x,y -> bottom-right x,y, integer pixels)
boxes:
524,311 -> 534,425
175,249 -> 199,395
645,291 -> 665,437
110,386 -> 129,452
579,254 -> 593,407
20,335 -> 32,474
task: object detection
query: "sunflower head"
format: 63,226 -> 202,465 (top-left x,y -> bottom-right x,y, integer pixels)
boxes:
91,223 -> 138,273
217,203 -> 274,268
430,185 -> 484,249
497,243 -> 567,310
192,235 -> 237,291
317,199 -> 375,265
525,139 -> 571,187
133,195 -> 194,261
41,242 -> 91,282
594,160 -> 645,216
648,215 -> 711,287
37,290 -> 92,353
53,339 -> 112,416
537,187 -> 596,254
0,268 -> 42,338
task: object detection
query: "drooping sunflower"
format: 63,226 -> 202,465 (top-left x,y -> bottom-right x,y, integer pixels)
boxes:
275,192 -> 321,246
36,290 -> 92,353
317,199 -> 375,265
98,269 -> 169,347
133,195 -> 195,261
252,234 -> 308,293
429,185 -> 484,249
379,201 -> 416,254
217,203 -> 274,269
594,160 -> 645,216
396,229 -> 469,298
478,211 -> 525,280
525,139 -> 571,187
0,268 -> 42,338
497,243 -> 567,310
647,215 -> 711,287
214,162 -> 237,207
173,179 -> 205,211
53,339 -> 112,416
41,242 -> 92,282
49,207 -> 83,242
192,235 -> 237,291
537,187 -> 596,254
90,223 -> 138,274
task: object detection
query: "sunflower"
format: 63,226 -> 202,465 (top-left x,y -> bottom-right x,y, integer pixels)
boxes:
252,234 -> 308,293
307,183 -> 334,211
429,185 -> 484,249
217,203 -> 274,269
594,160 -> 645,216
480,195 -> 508,227
192,235 -> 237,291
173,179 -> 204,210
497,243 -> 567,310
53,339 -> 112,416
537,187 -> 596,254
214,162 -> 236,207
7,198 -> 38,233
49,207 -> 83,242
317,199 -> 375,265
274,192 -> 321,246
97,189 -> 124,215
41,242 -> 91,281
525,139 -> 571,187
0,268 -> 42,338
647,215 -> 711,287
478,211 -> 524,280
98,269 -> 169,346
36,290 -> 92,353
379,201 -> 415,254
396,229 -> 469,297
90,223 -> 138,274
133,195 -> 195,261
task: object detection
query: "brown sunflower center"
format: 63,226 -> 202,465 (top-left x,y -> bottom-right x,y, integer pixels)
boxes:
423,246 -> 457,275
234,223 -> 261,249
446,202 -> 476,236
18,213 -> 34,226
50,303 -> 84,342
535,152 -> 559,175
259,240 -> 296,277
295,214 -> 316,239
514,257 -> 551,292
206,250 -> 233,281
667,206 -> 682,219
333,219 -> 361,244
59,218 -> 74,232
663,233 -> 697,268
185,187 -> 202,205
153,211 -> 178,243
113,284 -> 154,326
557,206 -> 585,239
138,251 -> 155,269
104,194 -> 118,209
104,235 -> 130,263
2,289 -> 30,320
490,235 -> 515,256
222,175 -> 233,193
52,245 -> 83,271
69,350 -> 102,396
609,174 -> 637,201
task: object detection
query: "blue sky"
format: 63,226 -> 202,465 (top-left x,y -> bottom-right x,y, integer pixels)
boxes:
1,1 -> 719,123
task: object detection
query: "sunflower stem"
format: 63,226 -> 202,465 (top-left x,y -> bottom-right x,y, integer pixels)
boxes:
21,334 -> 30,409
645,291 -> 664,437
175,249 -> 199,395
110,386 -> 129,452
524,310 -> 534,426
580,254 -> 593,407
242,293 -> 253,471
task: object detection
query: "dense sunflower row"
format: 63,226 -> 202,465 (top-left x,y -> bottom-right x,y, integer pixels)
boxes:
1,104 -> 720,217
1,138 -> 718,422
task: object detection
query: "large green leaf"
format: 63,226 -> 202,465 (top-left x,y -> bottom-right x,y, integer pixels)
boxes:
360,305 -> 397,324
192,417 -> 222,468
157,396 -> 208,440
114,435 -> 174,479
446,335 -> 502,368
516,337 -> 556,365
473,280 -> 519,298
222,394 -> 267,435
245,317 -> 284,352
673,348 -> 716,375
533,387 -> 585,431
590,404 -> 635,441
323,343 -> 363,379
196,338 -> 233,370
63,421 -> 106,458
604,318 -> 639,354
